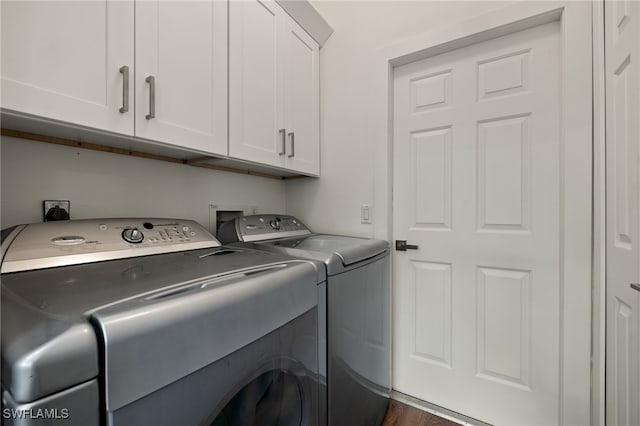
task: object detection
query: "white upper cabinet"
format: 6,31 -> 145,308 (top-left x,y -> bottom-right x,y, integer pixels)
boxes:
1,1 -> 135,135
2,0 -> 321,174
135,1 -> 227,155
2,0 -> 227,156
229,0 -> 319,175
229,0 -> 285,167
283,16 -> 320,175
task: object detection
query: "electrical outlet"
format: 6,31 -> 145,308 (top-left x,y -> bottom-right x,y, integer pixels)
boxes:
43,200 -> 70,221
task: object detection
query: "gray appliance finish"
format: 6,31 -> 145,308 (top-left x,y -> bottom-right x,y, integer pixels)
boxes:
218,214 -> 391,426
1,218 -> 325,426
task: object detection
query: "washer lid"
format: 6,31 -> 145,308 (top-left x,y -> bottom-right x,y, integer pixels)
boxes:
1,289 -> 99,404
92,259 -> 319,411
1,245 -> 324,404
254,234 -> 389,275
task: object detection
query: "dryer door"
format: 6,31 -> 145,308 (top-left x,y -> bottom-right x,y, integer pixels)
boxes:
209,362 -> 313,426
107,308 -> 319,426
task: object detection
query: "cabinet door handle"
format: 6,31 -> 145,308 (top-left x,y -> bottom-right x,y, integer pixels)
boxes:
288,132 -> 295,158
119,66 -> 129,113
278,129 -> 286,156
145,75 -> 155,120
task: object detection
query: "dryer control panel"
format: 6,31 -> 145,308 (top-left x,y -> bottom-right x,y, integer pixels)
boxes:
1,218 -> 221,273
218,215 -> 312,243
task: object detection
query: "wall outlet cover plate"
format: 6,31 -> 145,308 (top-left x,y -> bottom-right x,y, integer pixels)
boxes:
43,200 -> 70,220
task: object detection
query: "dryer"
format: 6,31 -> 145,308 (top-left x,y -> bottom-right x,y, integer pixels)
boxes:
1,218 -> 325,426
218,215 -> 391,426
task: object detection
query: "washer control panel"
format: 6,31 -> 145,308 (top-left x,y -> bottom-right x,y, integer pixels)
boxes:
117,221 -> 202,245
1,218 -> 221,273
220,215 -> 312,243
122,228 -> 144,244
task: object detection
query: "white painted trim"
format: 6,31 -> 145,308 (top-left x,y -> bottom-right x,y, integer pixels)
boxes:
371,2 -> 593,424
391,391 -> 485,426
591,1 -> 606,425
275,0 -> 333,46
390,8 -> 563,68
558,4 -> 592,424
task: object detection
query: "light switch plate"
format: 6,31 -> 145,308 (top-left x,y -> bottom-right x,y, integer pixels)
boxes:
361,204 -> 372,224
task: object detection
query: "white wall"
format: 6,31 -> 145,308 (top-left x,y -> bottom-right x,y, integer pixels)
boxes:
286,1 -> 506,237
1,136 -> 286,230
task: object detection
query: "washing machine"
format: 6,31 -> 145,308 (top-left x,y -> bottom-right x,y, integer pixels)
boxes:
1,218 -> 325,426
218,215 -> 391,426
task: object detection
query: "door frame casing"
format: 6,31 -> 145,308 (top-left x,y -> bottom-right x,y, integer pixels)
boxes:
591,1 -> 606,424
369,2 -> 593,424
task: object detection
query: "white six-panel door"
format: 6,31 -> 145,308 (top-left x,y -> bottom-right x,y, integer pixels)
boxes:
1,0 -> 134,135
393,22 -> 566,425
606,0 -> 640,424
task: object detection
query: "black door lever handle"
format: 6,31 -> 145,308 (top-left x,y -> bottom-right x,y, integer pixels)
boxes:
631,283 -> 640,292
396,240 -> 419,251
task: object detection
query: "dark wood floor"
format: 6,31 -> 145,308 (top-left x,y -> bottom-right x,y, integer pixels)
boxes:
381,399 -> 460,426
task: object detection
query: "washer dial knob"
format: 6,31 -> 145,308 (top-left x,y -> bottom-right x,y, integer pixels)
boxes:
122,228 -> 144,244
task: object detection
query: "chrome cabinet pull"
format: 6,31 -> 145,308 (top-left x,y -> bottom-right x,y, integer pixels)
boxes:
631,283 -> 640,292
145,75 -> 155,120
278,129 -> 286,155
287,132 -> 295,158
119,66 -> 129,113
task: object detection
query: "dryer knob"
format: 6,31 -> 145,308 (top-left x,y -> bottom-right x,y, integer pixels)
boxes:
122,228 -> 144,244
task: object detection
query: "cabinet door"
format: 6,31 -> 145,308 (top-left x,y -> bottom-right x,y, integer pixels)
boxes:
1,1 -> 134,135
229,0 -> 285,167
283,17 -> 319,175
136,0 -> 227,155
